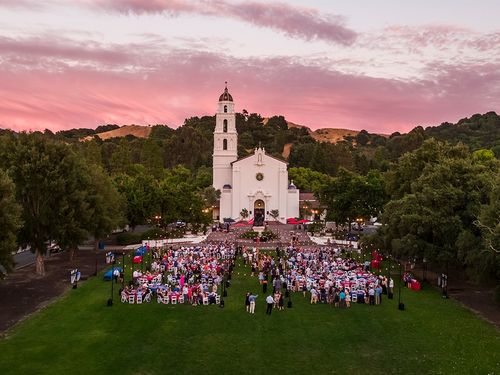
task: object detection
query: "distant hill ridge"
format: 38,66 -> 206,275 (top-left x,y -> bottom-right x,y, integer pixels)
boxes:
85,120 -> 365,145
82,124 -> 152,141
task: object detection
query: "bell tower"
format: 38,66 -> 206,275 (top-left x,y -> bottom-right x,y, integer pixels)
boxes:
213,82 -> 238,191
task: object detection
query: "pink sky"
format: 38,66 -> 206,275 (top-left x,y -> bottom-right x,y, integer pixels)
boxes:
0,1 -> 499,133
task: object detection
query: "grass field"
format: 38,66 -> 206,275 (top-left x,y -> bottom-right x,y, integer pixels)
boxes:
1,256 -> 499,375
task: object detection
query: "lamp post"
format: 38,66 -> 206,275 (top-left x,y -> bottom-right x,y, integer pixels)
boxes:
121,252 -> 125,289
108,258 -> 116,306
422,257 -> 427,284
387,253 -> 393,299
398,260 -> 404,310
154,214 -> 162,227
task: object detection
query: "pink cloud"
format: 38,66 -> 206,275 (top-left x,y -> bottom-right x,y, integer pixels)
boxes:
0,37 -> 499,134
91,0 -> 357,45
363,25 -> 500,54
0,36 -> 132,66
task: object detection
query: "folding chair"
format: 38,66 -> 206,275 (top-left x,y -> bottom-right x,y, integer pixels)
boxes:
128,295 -> 135,304
136,295 -> 143,304
351,293 -> 358,303
178,295 -> 185,304
171,295 -> 177,305
203,296 -> 209,305
121,294 -> 127,303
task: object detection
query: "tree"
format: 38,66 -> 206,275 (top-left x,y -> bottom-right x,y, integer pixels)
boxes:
300,201 -> 312,219
114,170 -> 158,229
240,208 -> 249,220
0,169 -> 22,278
378,139 -> 499,281
288,167 -> 331,192
6,134 -> 91,275
318,168 -> 387,231
202,186 -> 220,208
53,161 -> 92,264
140,139 -> 164,177
86,167 -> 127,256
109,139 -> 132,174
269,209 -> 279,221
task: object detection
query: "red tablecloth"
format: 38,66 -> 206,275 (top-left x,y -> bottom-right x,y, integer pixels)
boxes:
410,280 -> 421,291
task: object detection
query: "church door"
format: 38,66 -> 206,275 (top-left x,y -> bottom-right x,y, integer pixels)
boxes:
254,199 -> 265,226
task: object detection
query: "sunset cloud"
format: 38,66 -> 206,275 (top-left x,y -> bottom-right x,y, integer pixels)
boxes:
0,2 -> 498,134
89,0 -> 357,45
1,36 -> 498,134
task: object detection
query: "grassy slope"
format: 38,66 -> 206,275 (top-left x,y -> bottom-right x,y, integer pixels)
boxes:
1,257 -> 499,375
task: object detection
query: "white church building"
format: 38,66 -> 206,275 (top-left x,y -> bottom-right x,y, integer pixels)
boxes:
212,84 -> 299,224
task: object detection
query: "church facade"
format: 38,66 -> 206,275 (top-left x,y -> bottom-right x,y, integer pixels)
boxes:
212,84 -> 299,224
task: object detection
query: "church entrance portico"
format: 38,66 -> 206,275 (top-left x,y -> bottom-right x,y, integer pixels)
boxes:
254,199 -> 265,226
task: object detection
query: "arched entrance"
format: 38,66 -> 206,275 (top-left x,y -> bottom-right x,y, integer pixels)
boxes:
253,199 -> 265,226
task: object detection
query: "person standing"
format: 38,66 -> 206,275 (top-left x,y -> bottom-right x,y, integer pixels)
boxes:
278,292 -> 284,311
245,292 -> 250,312
266,294 -> 274,315
369,286 -> 375,306
249,293 -> 258,314
376,284 -> 383,305
339,289 -> 346,308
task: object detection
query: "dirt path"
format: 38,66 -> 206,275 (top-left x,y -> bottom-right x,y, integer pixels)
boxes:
0,248 -> 113,334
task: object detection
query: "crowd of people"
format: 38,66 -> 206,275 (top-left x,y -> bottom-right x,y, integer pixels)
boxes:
241,244 -> 393,313
284,245 -> 393,306
117,228 -> 399,314
120,242 -> 236,306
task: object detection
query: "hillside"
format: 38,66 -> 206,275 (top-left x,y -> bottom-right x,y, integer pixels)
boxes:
311,128 -> 359,143
82,125 -> 152,141
263,118 -> 360,144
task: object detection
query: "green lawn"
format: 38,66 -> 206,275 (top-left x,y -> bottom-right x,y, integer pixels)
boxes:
1,256 -> 499,375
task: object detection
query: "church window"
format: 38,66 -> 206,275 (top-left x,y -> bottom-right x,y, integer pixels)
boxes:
223,138 -> 228,150
224,105 -> 227,113
223,119 -> 228,132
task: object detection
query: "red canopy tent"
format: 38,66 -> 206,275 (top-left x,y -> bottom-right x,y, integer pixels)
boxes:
287,218 -> 299,224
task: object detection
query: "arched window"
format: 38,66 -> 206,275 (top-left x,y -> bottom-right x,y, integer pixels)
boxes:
223,119 -> 228,132
224,105 -> 227,113
223,139 -> 228,150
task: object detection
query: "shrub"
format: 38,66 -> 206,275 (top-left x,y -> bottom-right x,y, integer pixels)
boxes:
261,230 -> 278,240
141,228 -> 167,240
240,230 -> 259,239
116,232 -> 142,246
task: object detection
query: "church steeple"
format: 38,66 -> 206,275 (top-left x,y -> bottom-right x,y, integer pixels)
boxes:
219,81 -> 233,102
213,83 -> 238,192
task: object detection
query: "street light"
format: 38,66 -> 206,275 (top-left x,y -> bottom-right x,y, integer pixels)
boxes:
422,257 -> 427,284
107,257 -> 116,307
121,252 -> 125,289
154,215 -> 162,227
398,260 -> 404,310
356,217 -> 363,230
